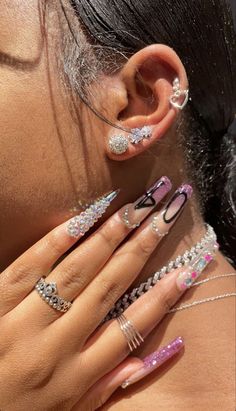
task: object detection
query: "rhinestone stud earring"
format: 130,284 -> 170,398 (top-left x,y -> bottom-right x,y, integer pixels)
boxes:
169,78 -> 189,110
129,126 -> 152,144
109,134 -> 129,155
109,126 -> 153,155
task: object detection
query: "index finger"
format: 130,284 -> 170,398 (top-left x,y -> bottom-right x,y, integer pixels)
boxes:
0,190 -> 119,314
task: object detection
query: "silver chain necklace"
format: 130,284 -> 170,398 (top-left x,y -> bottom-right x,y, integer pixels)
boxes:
168,273 -> 236,313
104,224 -> 217,321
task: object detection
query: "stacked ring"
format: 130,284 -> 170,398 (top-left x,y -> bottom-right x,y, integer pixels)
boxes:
35,278 -> 72,313
117,313 -> 144,352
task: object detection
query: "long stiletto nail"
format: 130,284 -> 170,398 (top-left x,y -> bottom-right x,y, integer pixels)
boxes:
151,184 -> 193,237
122,176 -> 172,229
176,241 -> 219,290
121,336 -> 184,389
67,190 -> 120,238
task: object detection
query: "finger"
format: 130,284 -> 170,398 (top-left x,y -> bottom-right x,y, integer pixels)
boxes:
76,337 -> 184,410
59,184 -> 193,340
27,177 -> 172,322
82,241 -> 217,383
74,358 -> 143,410
0,190 -> 119,315
120,336 -> 184,389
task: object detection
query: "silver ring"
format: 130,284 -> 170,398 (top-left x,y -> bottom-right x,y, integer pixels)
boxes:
35,278 -> 72,313
117,313 -> 144,352
122,207 -> 140,229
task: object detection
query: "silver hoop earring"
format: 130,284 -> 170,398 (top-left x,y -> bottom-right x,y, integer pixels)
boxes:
129,126 -> 152,144
109,134 -> 129,155
169,78 -> 189,110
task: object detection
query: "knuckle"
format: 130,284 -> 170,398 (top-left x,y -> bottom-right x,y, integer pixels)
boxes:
58,263 -> 87,293
135,236 -> 156,257
152,281 -> 174,312
43,230 -> 66,258
98,277 -> 122,309
20,354 -> 52,388
99,217 -> 127,250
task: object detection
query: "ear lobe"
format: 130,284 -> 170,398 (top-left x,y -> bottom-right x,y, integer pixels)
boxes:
105,44 -> 188,161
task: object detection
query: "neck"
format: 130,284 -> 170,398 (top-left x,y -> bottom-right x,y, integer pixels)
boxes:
133,201 -> 207,287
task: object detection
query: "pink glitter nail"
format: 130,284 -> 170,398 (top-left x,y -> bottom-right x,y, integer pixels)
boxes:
143,336 -> 184,369
121,337 -> 184,388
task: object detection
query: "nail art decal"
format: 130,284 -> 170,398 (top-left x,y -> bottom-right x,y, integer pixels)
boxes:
163,184 -> 193,224
67,190 -> 119,238
121,336 -> 184,388
135,177 -> 172,210
122,177 -> 172,229
151,184 -> 193,237
176,241 -> 219,290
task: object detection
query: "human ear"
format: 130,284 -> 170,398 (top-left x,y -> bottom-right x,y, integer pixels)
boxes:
105,44 -> 188,161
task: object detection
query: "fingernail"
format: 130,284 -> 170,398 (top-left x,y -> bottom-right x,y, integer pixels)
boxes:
122,176 -> 172,229
151,184 -> 193,237
121,336 -> 184,389
176,241 -> 219,290
67,190 -> 120,238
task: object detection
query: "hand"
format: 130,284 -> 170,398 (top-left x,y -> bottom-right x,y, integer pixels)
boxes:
0,178 -> 210,410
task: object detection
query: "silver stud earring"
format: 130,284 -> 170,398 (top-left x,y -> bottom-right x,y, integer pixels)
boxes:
108,125 -> 153,155
169,78 -> 189,110
129,126 -> 152,144
109,134 -> 129,155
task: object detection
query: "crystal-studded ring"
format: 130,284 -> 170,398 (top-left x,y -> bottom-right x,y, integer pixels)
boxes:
35,278 -> 72,313
117,313 -> 144,352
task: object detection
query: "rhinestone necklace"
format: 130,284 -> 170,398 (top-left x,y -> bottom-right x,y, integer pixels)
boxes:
104,224 -> 217,321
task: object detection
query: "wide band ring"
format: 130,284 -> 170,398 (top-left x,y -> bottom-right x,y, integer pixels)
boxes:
35,278 -> 72,313
117,313 -> 144,352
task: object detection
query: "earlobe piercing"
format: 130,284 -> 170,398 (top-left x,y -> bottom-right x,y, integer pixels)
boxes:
109,126 -> 153,155
169,78 -> 189,110
109,134 -> 129,155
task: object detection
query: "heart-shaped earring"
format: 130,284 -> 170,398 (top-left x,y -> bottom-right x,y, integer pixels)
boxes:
169,78 -> 189,110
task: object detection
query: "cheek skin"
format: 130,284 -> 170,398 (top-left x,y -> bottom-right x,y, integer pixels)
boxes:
0,54 -> 108,270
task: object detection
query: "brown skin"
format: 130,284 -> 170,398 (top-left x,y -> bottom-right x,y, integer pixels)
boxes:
0,2 -> 235,410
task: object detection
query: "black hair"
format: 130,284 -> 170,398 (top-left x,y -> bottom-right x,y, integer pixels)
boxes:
63,0 -> 236,264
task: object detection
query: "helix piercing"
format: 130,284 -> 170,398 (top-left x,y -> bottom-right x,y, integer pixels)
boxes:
169,78 -> 189,110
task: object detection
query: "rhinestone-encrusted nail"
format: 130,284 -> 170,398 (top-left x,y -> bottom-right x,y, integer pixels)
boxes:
67,190 -> 119,238
177,242 -> 219,290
